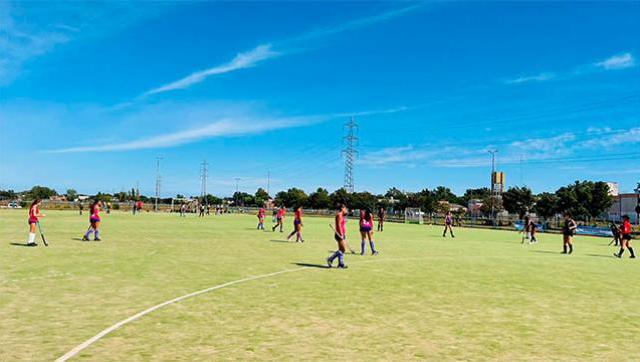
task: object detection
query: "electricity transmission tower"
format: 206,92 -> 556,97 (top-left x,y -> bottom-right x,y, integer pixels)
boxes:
200,160 -> 209,206
155,156 -> 163,212
342,117 -> 358,193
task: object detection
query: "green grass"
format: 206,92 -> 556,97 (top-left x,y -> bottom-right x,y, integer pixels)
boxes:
1,209 -> 639,361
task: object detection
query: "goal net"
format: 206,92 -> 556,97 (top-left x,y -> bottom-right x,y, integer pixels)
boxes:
404,208 -> 423,224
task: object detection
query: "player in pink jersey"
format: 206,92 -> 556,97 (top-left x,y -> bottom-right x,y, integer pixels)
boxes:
272,206 -> 286,232
82,200 -> 103,241
287,206 -> 304,242
359,209 -> 378,255
26,199 -> 45,246
257,207 -> 266,230
327,204 -> 349,268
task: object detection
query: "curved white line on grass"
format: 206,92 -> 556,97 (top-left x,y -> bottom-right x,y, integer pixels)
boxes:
56,267 -> 308,362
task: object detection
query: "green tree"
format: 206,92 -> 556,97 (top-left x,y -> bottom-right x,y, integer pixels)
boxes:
462,187 -> 491,204
433,186 -> 460,204
417,189 -> 436,213
502,186 -> 535,217
205,194 -> 222,205
66,189 -> 78,202
308,188 -> 331,209
534,192 -> 559,219
330,188 -> 351,208
350,191 -> 377,211
28,186 -> 58,200
0,189 -> 17,199
254,188 -> 270,206
555,181 -> 612,220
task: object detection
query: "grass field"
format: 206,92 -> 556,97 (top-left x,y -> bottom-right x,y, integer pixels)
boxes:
1,209 -> 639,361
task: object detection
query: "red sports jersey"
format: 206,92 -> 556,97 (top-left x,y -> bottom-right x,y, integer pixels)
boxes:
336,213 -> 346,236
277,208 -> 286,218
91,205 -> 100,219
295,209 -> 302,221
28,205 -> 39,223
621,220 -> 632,234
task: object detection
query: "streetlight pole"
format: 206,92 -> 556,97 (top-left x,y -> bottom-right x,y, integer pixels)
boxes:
635,184 -> 640,226
488,150 -> 498,226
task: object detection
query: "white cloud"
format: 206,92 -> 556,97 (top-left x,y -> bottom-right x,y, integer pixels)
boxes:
511,133 -> 575,153
504,72 -> 555,84
139,5 -> 422,97
142,44 -> 280,97
48,115 -> 318,153
359,145 -> 457,166
594,53 -> 635,70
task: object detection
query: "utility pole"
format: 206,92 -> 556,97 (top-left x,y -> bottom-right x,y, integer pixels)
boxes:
155,156 -> 163,212
234,177 -> 241,206
267,170 -> 271,196
200,160 -> 209,207
488,150 -> 498,226
635,183 -> 640,226
342,117 -> 358,193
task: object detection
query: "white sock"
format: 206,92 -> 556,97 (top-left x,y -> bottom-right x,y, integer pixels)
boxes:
28,233 -> 36,244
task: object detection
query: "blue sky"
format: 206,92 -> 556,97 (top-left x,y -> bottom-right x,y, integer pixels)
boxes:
1,1 -> 639,197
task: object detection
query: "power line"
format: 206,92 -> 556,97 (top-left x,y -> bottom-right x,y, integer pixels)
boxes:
342,117 -> 358,193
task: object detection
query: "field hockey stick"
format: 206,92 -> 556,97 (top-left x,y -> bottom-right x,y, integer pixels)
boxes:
37,222 -> 48,247
328,224 -> 356,254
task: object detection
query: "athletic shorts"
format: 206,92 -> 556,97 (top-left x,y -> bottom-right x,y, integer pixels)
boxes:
621,234 -> 632,241
334,234 -> 344,242
28,219 -> 37,225
276,217 -> 282,222
294,219 -> 302,226
90,217 -> 101,223
360,226 -> 372,232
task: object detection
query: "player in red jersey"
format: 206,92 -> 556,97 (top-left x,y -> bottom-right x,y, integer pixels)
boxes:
272,206 -> 286,232
287,206 -> 304,242
82,200 -> 103,241
614,215 -> 635,259
327,204 -> 349,268
26,199 -> 45,246
257,207 -> 266,230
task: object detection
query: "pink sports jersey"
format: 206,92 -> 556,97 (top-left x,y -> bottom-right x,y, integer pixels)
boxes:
91,205 -> 100,219
295,209 -> 302,221
337,213 -> 346,236
277,208 -> 285,218
258,208 -> 265,217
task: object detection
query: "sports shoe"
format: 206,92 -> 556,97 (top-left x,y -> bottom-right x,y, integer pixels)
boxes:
372,251 -> 379,256
27,242 -> 37,247
82,236 -> 90,241
614,253 -> 622,258
326,258 -> 333,268
337,264 -> 348,269
94,238 -> 102,241
631,255 -> 636,259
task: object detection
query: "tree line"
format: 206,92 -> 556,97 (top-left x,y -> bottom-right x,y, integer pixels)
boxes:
1,180 -> 617,220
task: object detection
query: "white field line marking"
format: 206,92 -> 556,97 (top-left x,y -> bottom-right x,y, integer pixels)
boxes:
56,255 -> 477,361
56,267 -> 308,362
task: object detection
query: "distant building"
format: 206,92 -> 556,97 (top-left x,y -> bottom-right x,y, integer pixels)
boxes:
49,195 -> 67,201
608,193 -> 639,223
468,199 -> 484,216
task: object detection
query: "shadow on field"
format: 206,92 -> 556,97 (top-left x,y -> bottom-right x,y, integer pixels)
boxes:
585,253 -> 616,259
269,239 -> 290,243
293,262 -> 330,269
10,242 -> 36,247
530,250 -> 561,255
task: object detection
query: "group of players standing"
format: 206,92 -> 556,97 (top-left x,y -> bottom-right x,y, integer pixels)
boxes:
257,205 -> 387,268
25,198 -> 103,246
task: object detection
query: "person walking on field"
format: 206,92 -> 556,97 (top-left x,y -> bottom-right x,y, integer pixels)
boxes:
26,199 -> 45,246
443,211 -> 455,238
377,207 -> 386,232
327,204 -> 349,269
272,206 -> 286,232
562,212 -> 577,254
287,206 -> 304,242
82,200 -> 103,241
257,207 -> 266,230
614,215 -> 635,259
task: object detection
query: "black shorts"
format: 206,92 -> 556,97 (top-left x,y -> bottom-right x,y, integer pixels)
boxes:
621,234 -> 632,241
334,234 -> 344,242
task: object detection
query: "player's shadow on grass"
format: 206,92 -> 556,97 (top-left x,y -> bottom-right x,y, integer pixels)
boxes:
10,242 -> 36,247
585,253 -> 615,259
530,250 -> 561,255
71,237 -> 85,241
269,239 -> 290,243
293,262 -> 330,269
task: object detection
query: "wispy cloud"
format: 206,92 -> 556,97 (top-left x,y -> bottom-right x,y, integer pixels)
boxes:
504,72 -> 555,84
505,52 -> 636,86
594,52 -> 635,70
139,4 -> 422,97
48,116 -> 319,153
141,44 -> 280,97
